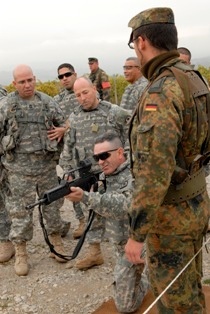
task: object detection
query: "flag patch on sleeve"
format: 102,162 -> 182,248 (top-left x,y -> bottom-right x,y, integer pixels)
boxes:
145,104 -> 157,111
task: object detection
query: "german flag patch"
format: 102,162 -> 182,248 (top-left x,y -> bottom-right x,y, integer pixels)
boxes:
145,104 -> 157,111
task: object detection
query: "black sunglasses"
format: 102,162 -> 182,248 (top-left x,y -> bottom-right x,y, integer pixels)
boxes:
123,66 -> 140,70
58,72 -> 74,80
93,148 -> 119,162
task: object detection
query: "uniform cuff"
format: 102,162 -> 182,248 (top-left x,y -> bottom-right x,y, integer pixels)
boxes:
81,191 -> 90,206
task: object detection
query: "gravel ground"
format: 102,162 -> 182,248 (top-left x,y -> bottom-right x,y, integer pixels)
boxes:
0,185 -> 210,314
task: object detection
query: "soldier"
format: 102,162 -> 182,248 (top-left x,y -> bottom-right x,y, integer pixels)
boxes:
177,47 -> 192,65
66,131 -> 149,313
88,57 -> 111,101
59,76 -> 130,270
120,57 -> 148,113
48,63 -> 81,238
124,7 -> 210,313
178,47 -> 210,91
0,64 -> 68,276
0,88 -> 13,263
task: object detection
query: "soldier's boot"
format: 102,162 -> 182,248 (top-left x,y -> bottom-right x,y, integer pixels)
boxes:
48,234 -> 67,263
14,242 -> 29,276
0,241 -> 15,263
73,218 -> 86,239
60,220 -> 71,238
75,243 -> 104,270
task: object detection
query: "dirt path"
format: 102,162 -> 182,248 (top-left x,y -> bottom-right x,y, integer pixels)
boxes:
0,194 -> 210,314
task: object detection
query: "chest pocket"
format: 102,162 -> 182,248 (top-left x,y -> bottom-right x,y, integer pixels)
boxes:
136,114 -> 156,165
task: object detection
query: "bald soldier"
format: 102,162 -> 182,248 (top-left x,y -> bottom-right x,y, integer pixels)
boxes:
0,64 -> 68,276
125,7 -> 210,313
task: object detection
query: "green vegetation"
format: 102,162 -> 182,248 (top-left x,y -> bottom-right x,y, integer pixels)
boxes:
197,65 -> 210,86
203,278 -> 210,285
5,65 -> 210,104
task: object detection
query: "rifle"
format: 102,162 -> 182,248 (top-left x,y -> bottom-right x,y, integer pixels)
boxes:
25,159 -> 103,261
25,158 -> 101,210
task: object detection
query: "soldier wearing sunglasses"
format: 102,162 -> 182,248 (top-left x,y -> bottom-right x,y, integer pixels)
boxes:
121,57 -> 148,113
48,63 -> 80,238
48,63 -> 79,144
59,76 -> 131,271
66,131 -> 148,313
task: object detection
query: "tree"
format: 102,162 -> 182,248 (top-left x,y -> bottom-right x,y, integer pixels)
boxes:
197,65 -> 210,86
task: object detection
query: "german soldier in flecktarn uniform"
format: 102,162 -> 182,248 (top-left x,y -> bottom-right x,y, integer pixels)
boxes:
124,7 -> 210,313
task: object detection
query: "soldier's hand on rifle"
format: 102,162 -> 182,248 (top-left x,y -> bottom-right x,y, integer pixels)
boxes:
65,186 -> 84,202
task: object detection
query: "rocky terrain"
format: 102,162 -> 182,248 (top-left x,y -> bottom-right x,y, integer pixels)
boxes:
0,188 -> 210,314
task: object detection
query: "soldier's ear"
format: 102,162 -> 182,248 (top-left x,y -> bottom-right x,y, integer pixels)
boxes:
118,147 -> 124,157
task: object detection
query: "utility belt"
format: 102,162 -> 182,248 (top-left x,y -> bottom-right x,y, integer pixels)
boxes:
163,167 -> 206,204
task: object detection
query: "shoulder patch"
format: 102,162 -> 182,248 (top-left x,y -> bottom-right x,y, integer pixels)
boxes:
148,77 -> 166,94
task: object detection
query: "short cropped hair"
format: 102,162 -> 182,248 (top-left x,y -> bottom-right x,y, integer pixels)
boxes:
177,47 -> 191,61
94,131 -> 123,148
57,63 -> 75,73
125,57 -> 141,67
133,23 -> 178,51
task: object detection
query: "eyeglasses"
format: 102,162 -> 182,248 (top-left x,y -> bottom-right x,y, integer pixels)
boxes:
93,148 -> 119,162
58,72 -> 74,80
128,37 -> 139,49
123,66 -> 140,70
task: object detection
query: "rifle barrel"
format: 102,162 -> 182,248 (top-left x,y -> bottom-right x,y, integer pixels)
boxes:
25,198 -> 46,210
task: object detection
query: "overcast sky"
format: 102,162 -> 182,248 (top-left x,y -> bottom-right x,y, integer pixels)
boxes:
0,0 -> 209,83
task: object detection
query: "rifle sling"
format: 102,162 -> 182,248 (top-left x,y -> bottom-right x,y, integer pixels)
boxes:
38,205 -> 95,261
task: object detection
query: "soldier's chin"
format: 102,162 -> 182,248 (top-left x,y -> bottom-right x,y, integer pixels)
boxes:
103,168 -> 111,175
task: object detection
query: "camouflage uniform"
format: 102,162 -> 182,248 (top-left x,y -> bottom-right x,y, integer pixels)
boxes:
0,157 -> 11,242
81,160 -> 148,313
0,85 -> 7,98
120,76 -> 148,113
128,8 -> 210,313
59,100 -> 130,243
54,89 -> 79,120
0,89 -> 9,242
89,68 -> 111,101
54,88 -> 82,228
0,91 -> 65,243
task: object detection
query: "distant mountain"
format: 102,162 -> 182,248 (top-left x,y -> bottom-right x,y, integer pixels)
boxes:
192,56 -> 210,68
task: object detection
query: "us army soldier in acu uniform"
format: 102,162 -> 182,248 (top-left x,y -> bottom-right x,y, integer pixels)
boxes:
60,76 -> 130,270
124,7 -> 210,313
66,131 -> 149,313
0,87 -> 12,263
0,64 -> 67,276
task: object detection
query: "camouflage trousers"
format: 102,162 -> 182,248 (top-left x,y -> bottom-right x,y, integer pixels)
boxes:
86,212 -> 105,244
73,202 -> 85,220
147,233 -> 206,314
4,166 -> 63,243
113,245 -> 149,313
0,192 -> 11,242
74,202 -> 105,245
0,169 -> 11,242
